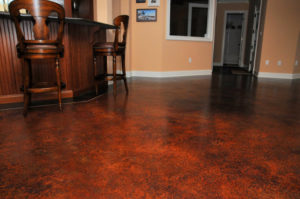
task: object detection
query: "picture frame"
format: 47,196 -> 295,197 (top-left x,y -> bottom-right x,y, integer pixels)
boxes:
136,0 -> 146,3
136,9 -> 157,22
148,0 -> 160,7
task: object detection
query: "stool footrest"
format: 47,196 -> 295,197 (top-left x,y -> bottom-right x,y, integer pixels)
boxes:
28,86 -> 58,94
20,82 -> 66,93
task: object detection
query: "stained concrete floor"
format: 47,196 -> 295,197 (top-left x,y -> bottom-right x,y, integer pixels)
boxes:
0,73 -> 299,198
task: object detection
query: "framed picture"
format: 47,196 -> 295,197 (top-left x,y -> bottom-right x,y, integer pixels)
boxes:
136,0 -> 146,3
136,9 -> 157,22
148,0 -> 160,7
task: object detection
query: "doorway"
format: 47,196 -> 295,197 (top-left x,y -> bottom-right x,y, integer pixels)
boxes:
222,11 -> 247,67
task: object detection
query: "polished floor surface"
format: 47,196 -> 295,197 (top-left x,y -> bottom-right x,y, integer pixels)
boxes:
0,73 -> 300,198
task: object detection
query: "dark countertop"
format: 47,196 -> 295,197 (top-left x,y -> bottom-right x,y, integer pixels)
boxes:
0,12 -> 116,29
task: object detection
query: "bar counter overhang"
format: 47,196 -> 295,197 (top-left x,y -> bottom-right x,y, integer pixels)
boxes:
0,11 -> 116,105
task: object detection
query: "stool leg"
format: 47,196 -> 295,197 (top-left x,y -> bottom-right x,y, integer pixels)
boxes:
113,56 -> 117,97
103,56 -> 108,91
28,60 -> 32,106
121,54 -> 128,94
93,55 -> 98,95
55,58 -> 62,111
23,59 -> 30,116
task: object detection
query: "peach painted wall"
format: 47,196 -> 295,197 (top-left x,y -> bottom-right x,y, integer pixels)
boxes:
103,0 -> 216,72
161,0 -> 215,71
95,0 -> 216,72
213,2 -> 249,64
112,0 -> 121,19
130,0 -> 216,72
129,2 -> 163,71
93,0 -> 112,23
259,0 -> 300,74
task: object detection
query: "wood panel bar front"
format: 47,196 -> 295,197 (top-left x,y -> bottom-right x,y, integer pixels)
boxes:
0,13 -> 115,105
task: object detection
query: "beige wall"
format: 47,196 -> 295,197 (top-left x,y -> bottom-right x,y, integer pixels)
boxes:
112,0 -> 121,19
94,0 -> 112,23
129,2 -> 163,71
131,1 -> 216,72
213,2 -> 249,64
96,0 -> 216,72
259,0 -> 300,74
94,0 -> 300,76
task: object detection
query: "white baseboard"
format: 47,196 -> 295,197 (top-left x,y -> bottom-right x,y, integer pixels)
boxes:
293,73 -> 300,79
218,0 -> 249,3
258,72 -> 300,79
213,62 -> 222,66
125,70 -> 212,78
239,64 -> 246,68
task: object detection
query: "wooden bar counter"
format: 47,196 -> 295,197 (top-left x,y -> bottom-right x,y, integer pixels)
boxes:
0,12 -> 115,105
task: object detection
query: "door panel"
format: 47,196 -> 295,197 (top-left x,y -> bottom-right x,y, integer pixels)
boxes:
224,13 -> 244,65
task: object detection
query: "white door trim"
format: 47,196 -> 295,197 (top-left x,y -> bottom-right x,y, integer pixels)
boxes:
252,0 -> 263,75
220,10 -> 248,67
248,5 -> 260,72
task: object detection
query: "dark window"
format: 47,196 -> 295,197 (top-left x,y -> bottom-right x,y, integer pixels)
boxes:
168,0 -> 213,39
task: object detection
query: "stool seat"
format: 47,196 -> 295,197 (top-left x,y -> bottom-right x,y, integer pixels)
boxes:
93,42 -> 125,53
17,42 -> 64,58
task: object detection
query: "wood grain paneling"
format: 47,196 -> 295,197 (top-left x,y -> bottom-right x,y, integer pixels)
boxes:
0,17 -> 21,95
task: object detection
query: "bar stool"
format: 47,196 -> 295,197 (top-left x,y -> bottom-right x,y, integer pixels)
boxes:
9,0 -> 65,116
93,15 -> 129,97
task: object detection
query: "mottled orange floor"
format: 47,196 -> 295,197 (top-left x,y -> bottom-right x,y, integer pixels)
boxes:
0,74 -> 299,198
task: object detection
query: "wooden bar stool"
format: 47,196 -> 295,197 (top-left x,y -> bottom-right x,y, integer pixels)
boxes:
9,0 -> 65,116
93,15 -> 129,97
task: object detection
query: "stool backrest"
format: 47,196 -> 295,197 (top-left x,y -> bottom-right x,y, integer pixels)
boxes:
113,15 -> 129,50
9,0 -> 65,45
